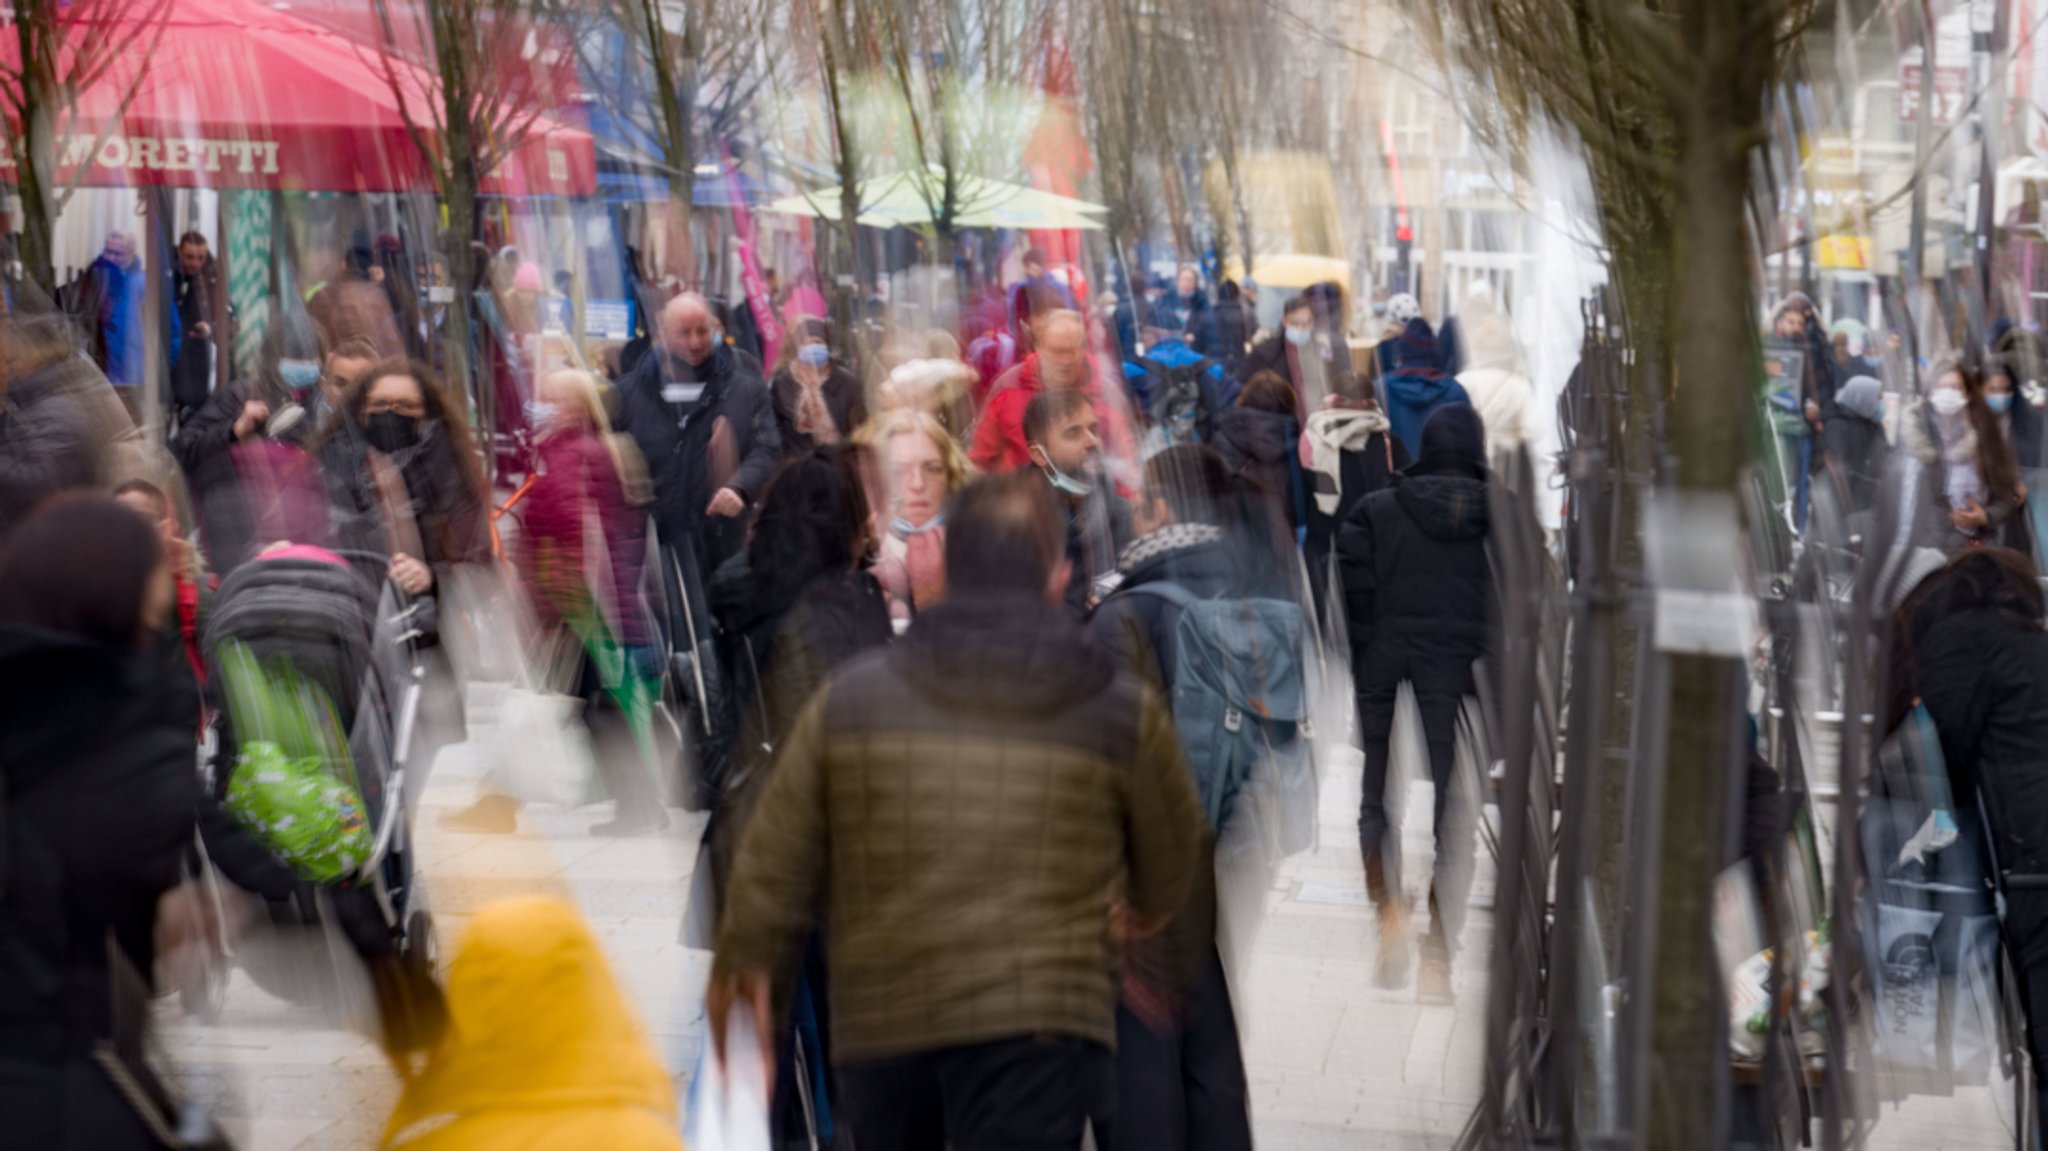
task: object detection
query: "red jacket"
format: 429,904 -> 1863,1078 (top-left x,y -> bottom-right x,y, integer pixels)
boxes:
969,353 -> 1137,477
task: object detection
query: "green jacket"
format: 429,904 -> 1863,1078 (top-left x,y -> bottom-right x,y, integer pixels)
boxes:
714,591 -> 1204,1062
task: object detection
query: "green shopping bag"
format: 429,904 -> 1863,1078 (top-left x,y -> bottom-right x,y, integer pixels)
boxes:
217,642 -> 373,882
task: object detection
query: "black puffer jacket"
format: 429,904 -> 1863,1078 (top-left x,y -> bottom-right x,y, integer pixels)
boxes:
1212,407 -> 1302,535
1337,452 -> 1493,691
0,627 -> 299,1148
614,343 -> 782,572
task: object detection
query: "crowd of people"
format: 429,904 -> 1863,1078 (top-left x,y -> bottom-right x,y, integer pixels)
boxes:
0,230 -> 1550,1150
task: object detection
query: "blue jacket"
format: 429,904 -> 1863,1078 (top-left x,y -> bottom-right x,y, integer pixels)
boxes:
1123,337 -> 1239,425
1381,370 -> 1470,462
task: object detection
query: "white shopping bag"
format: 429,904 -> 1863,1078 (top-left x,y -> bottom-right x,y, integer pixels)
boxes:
686,1003 -> 772,1151
486,685 -> 598,808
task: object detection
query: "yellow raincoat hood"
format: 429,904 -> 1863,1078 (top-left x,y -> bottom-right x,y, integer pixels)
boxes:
382,896 -> 682,1150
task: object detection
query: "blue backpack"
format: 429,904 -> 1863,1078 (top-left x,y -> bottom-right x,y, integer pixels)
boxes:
1122,582 -> 1313,839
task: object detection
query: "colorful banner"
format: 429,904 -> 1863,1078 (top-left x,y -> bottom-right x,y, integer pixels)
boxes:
722,147 -> 782,368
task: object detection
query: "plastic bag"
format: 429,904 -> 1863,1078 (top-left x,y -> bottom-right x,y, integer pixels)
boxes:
686,1003 -> 772,1151
485,685 -> 598,808
217,641 -> 372,882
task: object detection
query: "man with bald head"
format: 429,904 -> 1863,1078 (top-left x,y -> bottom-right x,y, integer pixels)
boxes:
617,292 -> 781,555
613,291 -> 781,824
970,308 -> 1136,476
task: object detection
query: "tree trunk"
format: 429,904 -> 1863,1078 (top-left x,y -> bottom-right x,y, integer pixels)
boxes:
1647,3 -> 1770,1146
14,8 -> 57,299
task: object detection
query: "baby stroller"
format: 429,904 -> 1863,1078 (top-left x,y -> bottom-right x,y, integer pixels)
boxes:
188,545 -> 436,1018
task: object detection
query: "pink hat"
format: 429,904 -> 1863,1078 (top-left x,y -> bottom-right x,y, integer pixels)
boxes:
512,261 -> 544,293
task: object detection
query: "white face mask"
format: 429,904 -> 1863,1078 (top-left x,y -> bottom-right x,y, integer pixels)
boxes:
1930,389 -> 1967,417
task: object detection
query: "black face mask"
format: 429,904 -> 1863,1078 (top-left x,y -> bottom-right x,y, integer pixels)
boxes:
363,410 -> 422,454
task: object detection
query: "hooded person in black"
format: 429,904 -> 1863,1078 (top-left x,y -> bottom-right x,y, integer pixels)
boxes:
1337,403 -> 1493,1001
0,495 -> 317,1150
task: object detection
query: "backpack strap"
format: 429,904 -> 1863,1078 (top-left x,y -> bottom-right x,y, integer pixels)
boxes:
1119,580 -> 1201,610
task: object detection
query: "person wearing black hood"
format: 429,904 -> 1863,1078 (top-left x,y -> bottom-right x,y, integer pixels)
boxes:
0,495 -> 316,1150
1211,371 -> 1306,546
1338,403 -> 1493,1002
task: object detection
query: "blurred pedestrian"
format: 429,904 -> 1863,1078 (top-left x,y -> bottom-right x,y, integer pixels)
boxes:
704,447 -> 890,1141
1887,547 -> 2048,1127
1448,285 -> 1537,466
0,315 -> 106,542
1338,404 -> 1493,1000
1767,292 -> 1837,532
1011,246 -> 1077,344
710,470 -> 1205,1151
1372,292 -> 1423,378
614,291 -> 781,602
972,309 -> 1136,476
1089,446 -> 1282,1151
878,357 -> 977,447
378,896 -> 682,1151
1821,375 -> 1888,517
1161,265 -> 1212,354
1244,295 -> 1354,419
1211,371 -> 1305,546
0,494 -> 309,1151
170,312 -> 326,575
1211,279 -> 1254,380
315,359 -> 491,595
70,231 -> 155,422
171,231 -> 226,424
1378,319 -> 1471,462
307,232 -> 406,359
859,409 -> 973,621
1302,387 -> 1410,620
1123,324 -> 1237,449
513,369 -> 659,837
1896,359 -> 2031,553
1025,386 -> 1131,613
113,478 -> 213,696
770,317 -> 868,458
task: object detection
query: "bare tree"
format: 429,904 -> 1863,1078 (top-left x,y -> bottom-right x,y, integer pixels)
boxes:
0,0 -> 172,297
370,0 -> 559,438
1417,0 -> 1811,1143
873,0 -> 1036,263
589,0 -> 768,288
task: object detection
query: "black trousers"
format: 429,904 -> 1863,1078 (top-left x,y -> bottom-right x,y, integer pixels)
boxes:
836,1034 -> 1113,1151
1111,947 -> 1253,1151
1356,656 -> 1482,953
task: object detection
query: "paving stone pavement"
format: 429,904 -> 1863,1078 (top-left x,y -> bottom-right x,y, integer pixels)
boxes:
164,740 -> 2020,1148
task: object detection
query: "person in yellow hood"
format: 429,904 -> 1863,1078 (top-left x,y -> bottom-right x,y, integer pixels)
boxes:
381,896 -> 684,1150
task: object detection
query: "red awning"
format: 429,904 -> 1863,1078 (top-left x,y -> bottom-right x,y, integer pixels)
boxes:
0,0 -> 594,196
